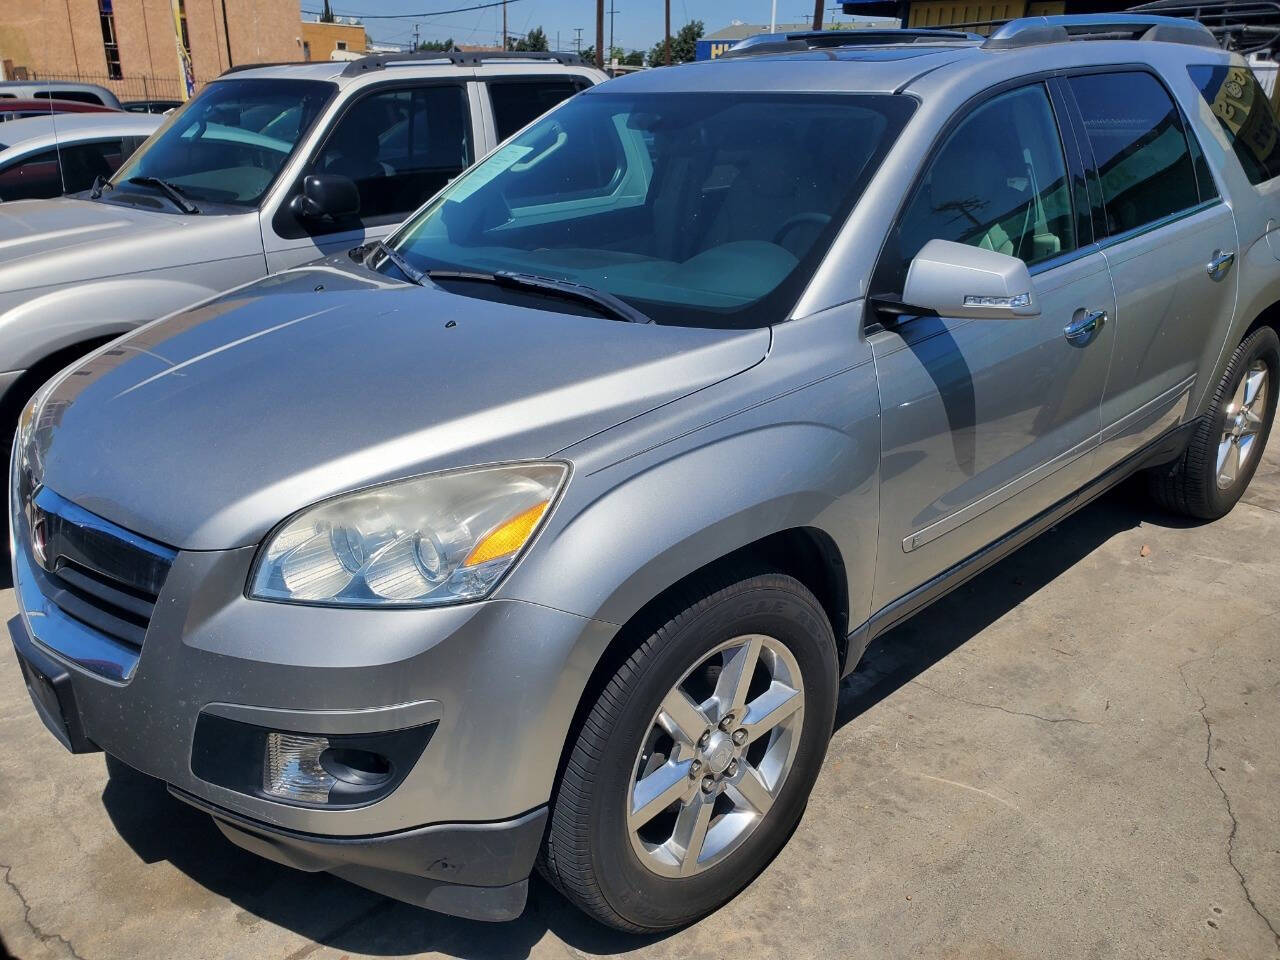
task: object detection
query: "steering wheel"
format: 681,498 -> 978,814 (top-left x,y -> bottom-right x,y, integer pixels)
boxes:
773,212 -> 832,249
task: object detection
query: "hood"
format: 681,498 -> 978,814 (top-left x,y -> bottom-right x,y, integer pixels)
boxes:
0,197 -> 257,294
33,261 -> 769,549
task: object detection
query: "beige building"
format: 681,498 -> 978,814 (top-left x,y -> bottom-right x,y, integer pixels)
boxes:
300,19 -> 366,62
0,0 -> 304,100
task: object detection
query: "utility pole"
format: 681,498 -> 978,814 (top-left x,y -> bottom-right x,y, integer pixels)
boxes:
596,0 -> 604,68
502,0 -> 507,51
412,22 -> 420,50
608,2 -> 618,60
665,0 -> 671,65
574,27 -> 582,52
812,0 -> 823,30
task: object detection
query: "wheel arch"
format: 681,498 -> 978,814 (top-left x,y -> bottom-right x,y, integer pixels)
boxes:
547,525 -> 851,808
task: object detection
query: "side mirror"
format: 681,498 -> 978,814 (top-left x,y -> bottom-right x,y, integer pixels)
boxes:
290,173 -> 360,220
902,239 -> 1039,319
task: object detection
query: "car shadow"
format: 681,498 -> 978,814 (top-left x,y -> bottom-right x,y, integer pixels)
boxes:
98,480 -> 1195,958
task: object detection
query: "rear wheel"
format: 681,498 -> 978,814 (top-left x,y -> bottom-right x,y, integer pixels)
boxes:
540,566 -> 838,932
1149,325 -> 1279,519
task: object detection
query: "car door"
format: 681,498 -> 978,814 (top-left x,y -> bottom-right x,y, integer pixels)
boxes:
868,81 -> 1116,607
263,81 -> 479,272
1065,70 -> 1239,470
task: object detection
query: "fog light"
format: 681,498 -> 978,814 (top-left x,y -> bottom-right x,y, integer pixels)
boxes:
263,732 -> 335,802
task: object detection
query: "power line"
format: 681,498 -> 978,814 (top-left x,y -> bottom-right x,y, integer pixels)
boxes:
300,0 -> 526,21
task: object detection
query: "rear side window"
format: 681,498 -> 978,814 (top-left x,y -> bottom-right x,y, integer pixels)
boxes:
488,79 -> 588,141
1188,64 -> 1280,185
1068,72 -> 1202,235
38,90 -> 103,105
0,149 -> 64,200
881,83 -> 1076,292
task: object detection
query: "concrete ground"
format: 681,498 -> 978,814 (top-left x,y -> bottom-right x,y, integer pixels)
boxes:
2,456 -> 1279,960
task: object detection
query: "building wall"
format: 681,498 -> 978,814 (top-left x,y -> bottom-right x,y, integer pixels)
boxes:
300,20 -> 366,63
0,0 -> 303,96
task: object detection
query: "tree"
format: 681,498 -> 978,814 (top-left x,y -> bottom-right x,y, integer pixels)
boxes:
319,0 -> 335,23
580,44 -> 595,64
507,25 -> 549,52
416,38 -> 455,52
647,19 -> 702,67
621,49 -> 644,66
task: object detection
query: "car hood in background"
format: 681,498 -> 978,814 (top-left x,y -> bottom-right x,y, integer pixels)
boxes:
33,261 -> 769,549
0,197 -> 259,293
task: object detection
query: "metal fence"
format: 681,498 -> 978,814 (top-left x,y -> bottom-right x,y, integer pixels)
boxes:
20,71 -> 216,102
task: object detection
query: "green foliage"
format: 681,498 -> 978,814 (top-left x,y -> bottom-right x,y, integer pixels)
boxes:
647,19 -> 703,66
507,26 -> 549,52
415,38 -> 455,52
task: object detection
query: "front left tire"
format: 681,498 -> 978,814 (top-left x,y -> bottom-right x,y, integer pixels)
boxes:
539,565 -> 838,932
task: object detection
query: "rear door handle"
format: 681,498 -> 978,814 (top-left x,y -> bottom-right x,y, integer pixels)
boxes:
1064,308 -> 1106,346
1207,249 -> 1236,281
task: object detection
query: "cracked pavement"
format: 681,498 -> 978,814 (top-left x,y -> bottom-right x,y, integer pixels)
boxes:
2,450 -> 1279,960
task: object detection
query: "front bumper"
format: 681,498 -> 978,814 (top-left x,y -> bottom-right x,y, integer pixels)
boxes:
9,491 -> 617,918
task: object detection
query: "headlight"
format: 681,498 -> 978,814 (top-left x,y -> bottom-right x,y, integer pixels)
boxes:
249,462 -> 567,607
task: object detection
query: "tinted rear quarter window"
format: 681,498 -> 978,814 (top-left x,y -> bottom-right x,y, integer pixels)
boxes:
1188,63 -> 1280,185
0,148 -> 64,200
489,79 -> 588,141
1068,71 -> 1202,235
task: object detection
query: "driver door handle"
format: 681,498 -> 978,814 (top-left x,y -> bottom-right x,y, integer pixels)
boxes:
1207,249 -> 1236,281
1064,308 -> 1106,346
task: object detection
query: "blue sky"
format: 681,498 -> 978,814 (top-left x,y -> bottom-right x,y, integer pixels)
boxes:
302,1 -> 865,55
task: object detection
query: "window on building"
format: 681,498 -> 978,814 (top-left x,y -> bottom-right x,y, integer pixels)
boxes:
1068,71 -> 1202,235
336,40 -> 348,51
178,0 -> 191,55
98,0 -> 123,80
488,78 -> 593,141
1188,64 -> 1280,186
880,83 -> 1076,292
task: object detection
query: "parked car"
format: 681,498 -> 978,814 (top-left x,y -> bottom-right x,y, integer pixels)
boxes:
11,16 -> 1280,933
0,80 -> 122,110
122,99 -> 184,114
0,113 -> 161,201
0,98 -> 119,122
0,51 -> 602,470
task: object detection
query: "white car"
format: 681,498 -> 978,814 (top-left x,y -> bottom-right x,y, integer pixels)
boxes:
0,112 -> 162,202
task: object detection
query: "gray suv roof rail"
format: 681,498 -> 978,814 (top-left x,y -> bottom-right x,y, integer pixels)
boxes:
718,28 -> 983,59
340,50 -> 586,75
981,13 -> 1219,48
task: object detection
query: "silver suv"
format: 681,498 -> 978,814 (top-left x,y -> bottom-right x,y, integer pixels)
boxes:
0,52 -> 602,469
9,17 -> 1280,932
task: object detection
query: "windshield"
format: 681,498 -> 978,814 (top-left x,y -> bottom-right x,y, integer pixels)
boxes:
110,78 -> 335,208
383,91 -> 914,328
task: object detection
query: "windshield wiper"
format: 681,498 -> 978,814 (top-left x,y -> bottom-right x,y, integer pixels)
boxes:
89,175 -> 114,200
427,269 -> 652,324
366,240 -> 428,286
125,176 -> 199,214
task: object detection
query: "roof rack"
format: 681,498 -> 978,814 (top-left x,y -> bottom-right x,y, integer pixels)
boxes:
219,50 -> 587,79
981,13 -> 1219,48
340,49 -> 586,75
717,28 -> 983,59
1128,0 -> 1280,54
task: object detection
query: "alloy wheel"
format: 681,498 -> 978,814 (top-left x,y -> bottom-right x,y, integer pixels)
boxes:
626,634 -> 805,878
1217,359 -> 1269,490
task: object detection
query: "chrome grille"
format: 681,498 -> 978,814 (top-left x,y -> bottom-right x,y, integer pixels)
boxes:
27,487 -> 175,651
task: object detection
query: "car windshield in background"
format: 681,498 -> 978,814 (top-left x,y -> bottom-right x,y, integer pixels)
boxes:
109,78 -> 335,208
384,91 -> 915,328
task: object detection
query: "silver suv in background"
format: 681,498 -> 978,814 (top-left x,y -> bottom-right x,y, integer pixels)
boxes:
0,112 -> 161,201
9,17 -> 1280,932
0,51 -> 602,467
